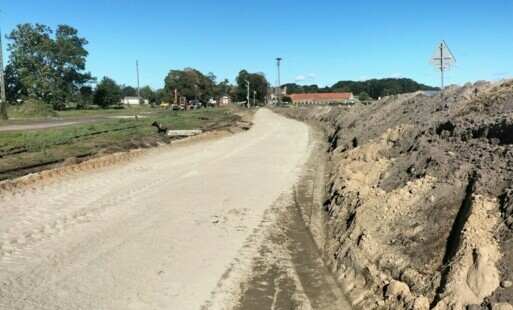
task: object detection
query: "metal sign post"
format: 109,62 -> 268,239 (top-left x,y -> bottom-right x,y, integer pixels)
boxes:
429,40 -> 456,89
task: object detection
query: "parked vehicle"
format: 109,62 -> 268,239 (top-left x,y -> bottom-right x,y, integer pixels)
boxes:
188,100 -> 203,109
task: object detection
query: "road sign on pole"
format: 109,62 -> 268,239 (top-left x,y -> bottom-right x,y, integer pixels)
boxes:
429,40 -> 456,89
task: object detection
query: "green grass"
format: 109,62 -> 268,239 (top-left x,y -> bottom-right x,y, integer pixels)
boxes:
6,99 -> 58,119
56,105 -> 157,118
6,103 -> 159,119
0,108 -> 240,180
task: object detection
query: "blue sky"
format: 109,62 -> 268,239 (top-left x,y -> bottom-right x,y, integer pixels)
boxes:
1,0 -> 512,89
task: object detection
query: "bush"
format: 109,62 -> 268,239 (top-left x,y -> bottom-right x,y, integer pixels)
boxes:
281,95 -> 292,103
8,99 -> 58,118
0,103 -> 8,119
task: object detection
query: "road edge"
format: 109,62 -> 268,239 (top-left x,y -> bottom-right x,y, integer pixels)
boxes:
0,112 -> 255,195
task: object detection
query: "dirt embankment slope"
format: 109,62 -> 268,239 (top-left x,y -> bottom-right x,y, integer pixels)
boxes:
278,79 -> 513,309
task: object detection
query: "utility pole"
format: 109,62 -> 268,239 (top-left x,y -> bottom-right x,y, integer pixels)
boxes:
136,59 -> 140,99
245,79 -> 250,108
276,57 -> 282,106
0,25 -> 7,119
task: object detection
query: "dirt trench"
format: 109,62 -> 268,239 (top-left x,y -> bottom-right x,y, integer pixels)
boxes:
276,79 -> 513,309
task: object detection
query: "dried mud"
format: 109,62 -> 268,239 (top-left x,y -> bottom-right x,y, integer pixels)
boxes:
278,79 -> 513,309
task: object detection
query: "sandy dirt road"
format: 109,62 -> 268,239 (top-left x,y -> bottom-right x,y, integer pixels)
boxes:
0,109 -> 348,309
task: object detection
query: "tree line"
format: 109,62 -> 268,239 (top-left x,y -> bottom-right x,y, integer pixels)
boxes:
283,78 -> 439,100
4,23 -> 271,109
5,23 -> 94,109
4,23 -> 438,110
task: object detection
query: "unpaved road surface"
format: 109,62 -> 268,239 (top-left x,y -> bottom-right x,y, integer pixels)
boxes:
0,109 -> 348,309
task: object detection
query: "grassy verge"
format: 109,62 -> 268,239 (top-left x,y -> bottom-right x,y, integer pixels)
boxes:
0,108 -> 241,180
4,102 -> 159,120
56,105 -> 158,118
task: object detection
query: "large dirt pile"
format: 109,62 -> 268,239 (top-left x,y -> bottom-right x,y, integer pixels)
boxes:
278,79 -> 513,309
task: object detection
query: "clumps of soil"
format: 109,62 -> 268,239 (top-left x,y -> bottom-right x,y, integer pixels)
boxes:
278,79 -> 513,309
123,136 -> 165,149
60,157 -> 81,166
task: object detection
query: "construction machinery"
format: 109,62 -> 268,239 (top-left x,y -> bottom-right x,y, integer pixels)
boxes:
160,89 -> 187,110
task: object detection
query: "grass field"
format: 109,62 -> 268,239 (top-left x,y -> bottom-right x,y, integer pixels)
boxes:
0,108 -> 241,180
4,102 -> 159,120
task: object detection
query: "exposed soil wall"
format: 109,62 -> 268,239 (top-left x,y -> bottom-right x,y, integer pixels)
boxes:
277,79 -> 513,309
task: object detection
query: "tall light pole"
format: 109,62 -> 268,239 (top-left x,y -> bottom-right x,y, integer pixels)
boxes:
136,59 -> 140,99
276,57 -> 282,106
0,24 -> 7,119
245,79 -> 250,108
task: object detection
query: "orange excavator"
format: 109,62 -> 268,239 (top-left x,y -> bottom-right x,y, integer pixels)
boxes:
174,89 -> 188,111
162,89 -> 188,110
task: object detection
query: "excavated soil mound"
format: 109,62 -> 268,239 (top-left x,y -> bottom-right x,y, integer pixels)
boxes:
278,79 -> 513,309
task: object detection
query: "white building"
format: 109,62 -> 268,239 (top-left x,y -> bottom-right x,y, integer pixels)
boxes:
122,97 -> 149,105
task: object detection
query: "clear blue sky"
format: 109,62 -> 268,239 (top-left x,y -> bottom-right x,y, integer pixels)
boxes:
1,0 -> 512,89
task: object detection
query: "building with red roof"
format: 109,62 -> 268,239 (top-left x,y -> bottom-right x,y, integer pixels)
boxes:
289,92 -> 354,104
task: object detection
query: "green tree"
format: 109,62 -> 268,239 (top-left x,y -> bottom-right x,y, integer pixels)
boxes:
140,86 -> 156,103
0,104 -> 7,120
214,78 -> 232,97
121,85 -> 137,97
358,91 -> 370,101
282,83 -> 304,94
77,86 -> 94,108
94,77 -> 121,108
4,63 -> 26,102
331,78 -> 438,99
282,95 -> 292,103
235,70 -> 269,103
163,69 -> 214,103
6,23 -> 94,109
154,88 -> 165,105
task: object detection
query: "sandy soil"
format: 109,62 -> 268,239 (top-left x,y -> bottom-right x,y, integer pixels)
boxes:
278,79 -> 513,309
0,109 -> 316,309
209,128 -> 351,310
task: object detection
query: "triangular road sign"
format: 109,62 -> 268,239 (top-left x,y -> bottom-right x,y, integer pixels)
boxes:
429,40 -> 456,67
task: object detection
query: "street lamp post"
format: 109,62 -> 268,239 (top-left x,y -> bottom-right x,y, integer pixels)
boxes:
276,57 -> 282,106
0,25 -> 7,119
245,79 -> 250,108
